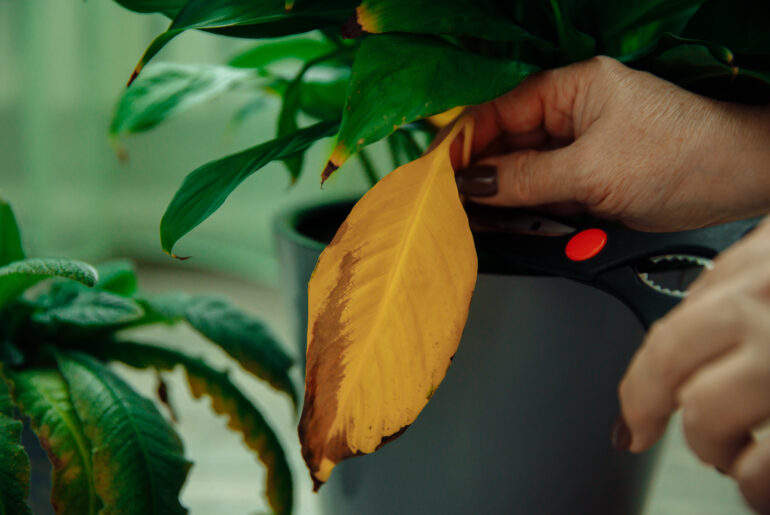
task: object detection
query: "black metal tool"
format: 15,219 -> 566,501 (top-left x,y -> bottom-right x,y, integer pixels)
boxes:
469,205 -> 762,329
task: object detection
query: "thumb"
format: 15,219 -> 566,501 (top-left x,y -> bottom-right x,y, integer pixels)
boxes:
455,146 -> 578,207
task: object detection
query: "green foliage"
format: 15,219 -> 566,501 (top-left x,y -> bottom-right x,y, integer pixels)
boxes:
111,63 -> 256,138
0,259 -> 98,311
0,197 -> 25,267
7,369 -> 100,515
88,341 -> 293,515
0,199 -> 296,514
56,351 -> 190,515
160,119 -> 339,256
107,0 -> 770,254
331,34 -> 538,163
0,377 -> 31,515
185,296 -> 298,406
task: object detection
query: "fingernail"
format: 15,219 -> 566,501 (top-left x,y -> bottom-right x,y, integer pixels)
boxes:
455,165 -> 498,197
611,414 -> 632,451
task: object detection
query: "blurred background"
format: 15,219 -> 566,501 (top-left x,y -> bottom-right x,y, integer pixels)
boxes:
0,0 -> 375,285
0,1 -> 754,514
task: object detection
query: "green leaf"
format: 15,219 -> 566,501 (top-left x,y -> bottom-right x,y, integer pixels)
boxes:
112,0 -> 187,17
130,0 -> 359,81
95,260 -> 138,296
112,63 -> 254,138
297,69 -> 349,120
0,198 -> 25,267
184,296 -> 297,407
34,291 -> 145,328
0,259 -> 98,311
9,369 -> 100,515
649,41 -> 770,99
324,34 -> 537,175
160,119 -> 339,256
549,0 -> 596,64
356,0 -> 555,50
278,50 -> 352,181
55,351 -> 190,515
228,37 -> 337,69
137,292 -> 192,323
0,375 -> 31,515
596,0 -> 707,42
90,341 -> 293,515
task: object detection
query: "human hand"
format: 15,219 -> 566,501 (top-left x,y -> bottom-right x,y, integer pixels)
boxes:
453,56 -> 770,231
617,217 -> 770,513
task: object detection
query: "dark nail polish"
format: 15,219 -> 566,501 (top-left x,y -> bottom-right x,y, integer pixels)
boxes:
611,414 -> 632,451
455,165 -> 498,197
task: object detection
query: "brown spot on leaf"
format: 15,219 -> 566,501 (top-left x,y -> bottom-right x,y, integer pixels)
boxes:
321,161 -> 339,184
299,251 -> 359,489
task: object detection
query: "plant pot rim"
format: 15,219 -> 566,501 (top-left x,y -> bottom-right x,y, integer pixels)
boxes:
273,197 -> 361,252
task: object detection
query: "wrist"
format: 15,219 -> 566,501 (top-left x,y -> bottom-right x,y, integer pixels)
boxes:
693,100 -> 770,223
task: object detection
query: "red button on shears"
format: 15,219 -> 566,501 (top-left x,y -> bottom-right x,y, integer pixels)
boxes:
565,228 -> 607,261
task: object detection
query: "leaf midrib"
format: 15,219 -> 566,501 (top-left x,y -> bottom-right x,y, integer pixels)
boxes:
330,130 -> 457,439
80,359 -> 159,514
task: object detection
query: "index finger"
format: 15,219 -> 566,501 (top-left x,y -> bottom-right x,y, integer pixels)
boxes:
449,66 -> 582,169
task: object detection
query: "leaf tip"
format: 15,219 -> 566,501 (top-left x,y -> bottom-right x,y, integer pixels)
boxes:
321,161 -> 339,185
127,65 -> 142,87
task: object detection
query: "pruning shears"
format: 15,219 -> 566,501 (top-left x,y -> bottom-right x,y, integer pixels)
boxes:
468,205 -> 762,329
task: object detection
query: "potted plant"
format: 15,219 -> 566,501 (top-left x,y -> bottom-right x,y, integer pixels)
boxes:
0,196 -> 296,514
103,0 -> 770,513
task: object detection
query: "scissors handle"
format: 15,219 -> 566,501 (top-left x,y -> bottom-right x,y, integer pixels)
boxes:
473,211 -> 763,329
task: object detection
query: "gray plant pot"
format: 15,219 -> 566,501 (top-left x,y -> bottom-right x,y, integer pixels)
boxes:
275,200 -> 659,515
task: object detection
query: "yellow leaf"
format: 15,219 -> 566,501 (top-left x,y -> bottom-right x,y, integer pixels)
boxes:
299,117 -> 478,489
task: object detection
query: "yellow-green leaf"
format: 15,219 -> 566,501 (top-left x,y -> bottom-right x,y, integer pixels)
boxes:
89,341 -> 293,515
299,118 -> 478,488
9,369 -> 100,515
55,351 -> 190,515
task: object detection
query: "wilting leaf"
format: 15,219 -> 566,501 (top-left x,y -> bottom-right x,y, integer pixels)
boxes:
0,374 -> 31,515
185,296 -> 298,407
0,198 -> 25,267
160,119 -> 339,257
91,341 -> 293,515
56,351 -> 190,515
112,63 -> 254,138
95,260 -> 138,296
130,0 -> 359,82
9,369 -> 100,515
355,0 -> 554,47
322,34 -> 537,180
300,118 -> 478,488
0,259 -> 98,310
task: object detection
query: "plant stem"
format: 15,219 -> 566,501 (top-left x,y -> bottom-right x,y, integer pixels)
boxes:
357,149 -> 379,187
